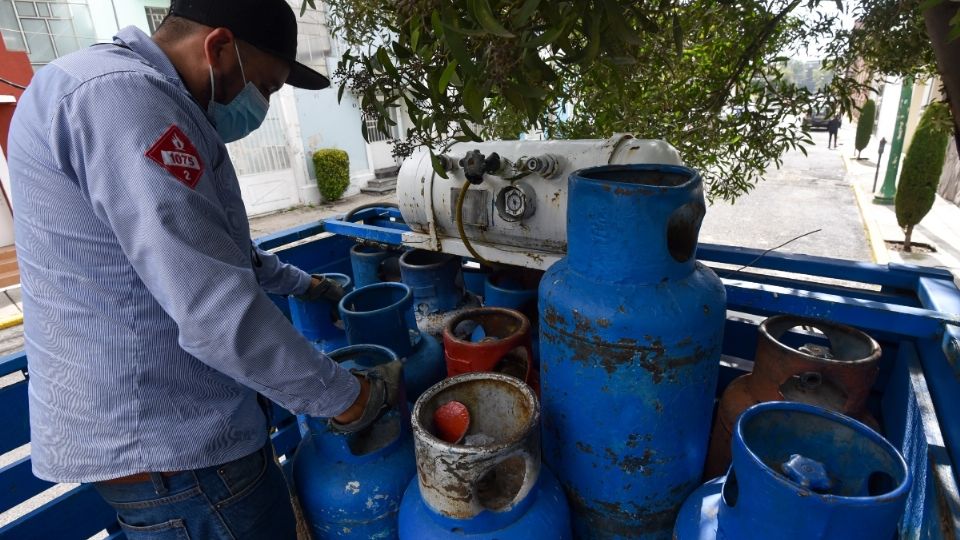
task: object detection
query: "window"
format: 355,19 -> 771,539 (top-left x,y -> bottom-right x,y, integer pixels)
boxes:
145,6 -> 168,35
289,1 -> 331,76
364,109 -> 399,143
0,0 -> 97,69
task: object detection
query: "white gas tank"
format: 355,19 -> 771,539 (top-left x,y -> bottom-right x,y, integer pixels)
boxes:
396,134 -> 682,270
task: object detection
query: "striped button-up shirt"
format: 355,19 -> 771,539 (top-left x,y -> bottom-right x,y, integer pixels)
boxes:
8,26 -> 359,483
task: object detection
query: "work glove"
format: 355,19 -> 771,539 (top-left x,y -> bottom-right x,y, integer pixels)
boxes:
298,274 -> 347,304
329,360 -> 404,433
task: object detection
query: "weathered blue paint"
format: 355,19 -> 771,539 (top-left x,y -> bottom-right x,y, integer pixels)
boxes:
324,207 -> 408,246
675,402 -> 912,540
350,244 -> 401,289
293,344 -> 416,540
398,467 -> 572,539
288,273 -> 352,351
539,164 -> 726,539
339,283 -> 446,400
723,278 -> 959,340
399,250 -> 463,314
399,249 -> 479,338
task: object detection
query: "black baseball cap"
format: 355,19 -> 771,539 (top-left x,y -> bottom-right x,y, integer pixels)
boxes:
169,0 -> 330,90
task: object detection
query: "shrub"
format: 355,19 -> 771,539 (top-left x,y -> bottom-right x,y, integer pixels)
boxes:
855,99 -> 876,159
895,102 -> 952,252
313,149 -> 350,202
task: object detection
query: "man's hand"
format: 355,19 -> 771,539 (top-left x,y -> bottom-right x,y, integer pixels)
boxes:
298,274 -> 346,304
330,360 -> 404,433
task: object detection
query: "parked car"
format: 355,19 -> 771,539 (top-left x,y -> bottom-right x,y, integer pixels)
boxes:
804,107 -> 831,129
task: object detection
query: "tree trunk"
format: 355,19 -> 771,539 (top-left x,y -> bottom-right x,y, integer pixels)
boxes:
904,224 -> 914,253
923,1 -> 960,153
857,149 -> 862,159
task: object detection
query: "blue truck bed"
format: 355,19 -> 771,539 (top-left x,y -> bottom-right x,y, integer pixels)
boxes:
1,214 -> 958,539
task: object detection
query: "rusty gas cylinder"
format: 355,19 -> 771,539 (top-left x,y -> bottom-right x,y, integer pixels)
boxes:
442,307 -> 537,390
398,372 -> 571,539
704,315 -> 881,479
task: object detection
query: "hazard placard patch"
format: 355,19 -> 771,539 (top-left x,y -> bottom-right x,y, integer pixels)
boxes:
145,125 -> 205,189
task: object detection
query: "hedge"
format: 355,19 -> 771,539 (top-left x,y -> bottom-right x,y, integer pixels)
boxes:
313,149 -> 350,202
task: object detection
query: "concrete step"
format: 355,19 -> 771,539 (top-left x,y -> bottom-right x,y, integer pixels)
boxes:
366,177 -> 397,189
374,166 -> 400,179
360,185 -> 397,195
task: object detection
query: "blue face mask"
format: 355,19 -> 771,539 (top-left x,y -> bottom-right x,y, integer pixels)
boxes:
208,42 -> 270,143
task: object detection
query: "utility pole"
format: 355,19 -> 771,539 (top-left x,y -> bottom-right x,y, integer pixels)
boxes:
874,77 -> 913,204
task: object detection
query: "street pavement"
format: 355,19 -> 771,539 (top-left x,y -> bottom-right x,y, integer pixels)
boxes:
700,130 -> 873,262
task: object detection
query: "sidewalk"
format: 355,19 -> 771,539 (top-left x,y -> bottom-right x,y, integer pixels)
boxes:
838,123 -> 960,277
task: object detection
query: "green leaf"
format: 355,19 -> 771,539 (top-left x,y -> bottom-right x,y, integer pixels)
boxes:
430,10 -> 444,39
438,60 -> 459,94
376,47 -> 399,78
511,0 -> 542,26
522,22 -> 569,48
463,78 -> 488,122
471,0 -> 517,37
337,83 -> 346,103
501,84 -> 528,109
430,150 -> 449,179
512,82 -> 549,98
410,25 -> 421,51
299,0 -> 315,16
563,14 -> 601,65
458,118 -> 482,140
443,21 -> 491,37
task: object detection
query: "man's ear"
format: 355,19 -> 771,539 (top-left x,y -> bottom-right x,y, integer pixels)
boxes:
202,27 -> 236,71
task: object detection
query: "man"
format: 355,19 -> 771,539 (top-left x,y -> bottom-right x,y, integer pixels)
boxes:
7,1 -> 399,538
827,116 -> 841,149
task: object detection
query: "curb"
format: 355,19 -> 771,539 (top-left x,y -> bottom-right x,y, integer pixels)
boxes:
847,159 -> 890,265
0,313 -> 23,330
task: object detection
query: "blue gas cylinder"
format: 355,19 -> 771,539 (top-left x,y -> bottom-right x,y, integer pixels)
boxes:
288,273 -> 352,352
399,249 -> 480,339
461,261 -> 490,300
674,401 -> 911,540
292,344 -> 417,539
539,164 -> 726,539
484,270 -> 543,367
398,372 -> 572,539
350,244 -> 402,288
484,272 -> 537,313
339,282 -> 445,400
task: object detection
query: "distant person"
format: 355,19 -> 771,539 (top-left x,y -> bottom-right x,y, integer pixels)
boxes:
827,116 -> 841,149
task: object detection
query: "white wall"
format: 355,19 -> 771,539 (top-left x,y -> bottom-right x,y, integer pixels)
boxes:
87,0 -> 170,39
0,139 -> 15,247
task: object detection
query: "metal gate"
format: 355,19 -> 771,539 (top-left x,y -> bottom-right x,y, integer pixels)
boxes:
227,100 -> 300,216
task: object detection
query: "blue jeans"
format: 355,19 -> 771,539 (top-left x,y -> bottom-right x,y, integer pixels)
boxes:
92,444 -> 297,540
